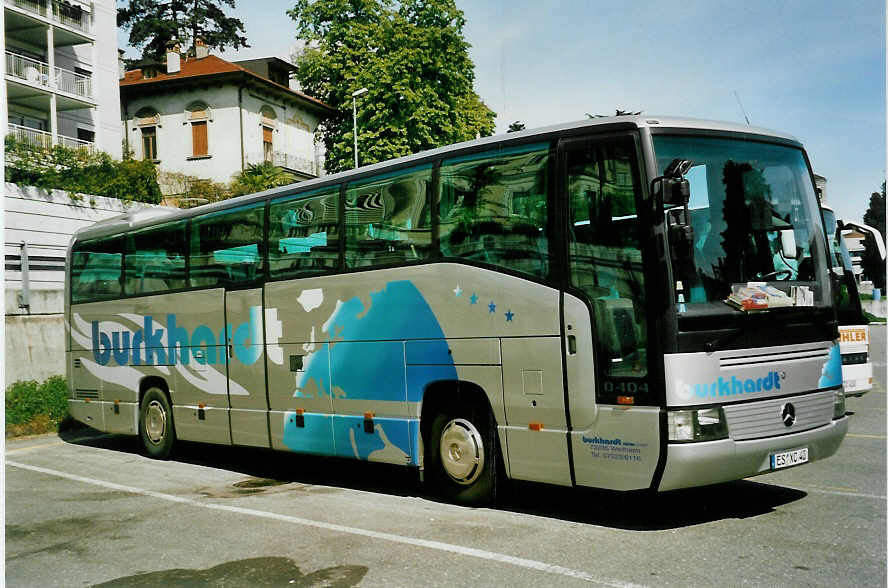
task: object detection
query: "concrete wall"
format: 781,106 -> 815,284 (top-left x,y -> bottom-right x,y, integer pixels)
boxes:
5,183 -> 170,385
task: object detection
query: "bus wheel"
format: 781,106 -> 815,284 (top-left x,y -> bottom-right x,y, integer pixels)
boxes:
139,387 -> 175,459
427,404 -> 497,506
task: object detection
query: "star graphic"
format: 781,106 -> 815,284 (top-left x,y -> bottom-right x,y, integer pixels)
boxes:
505,310 -> 514,322
453,284 -> 462,297
488,301 -> 496,313
470,293 -> 478,305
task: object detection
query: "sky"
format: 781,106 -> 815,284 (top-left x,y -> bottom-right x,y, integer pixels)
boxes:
119,0 -> 886,221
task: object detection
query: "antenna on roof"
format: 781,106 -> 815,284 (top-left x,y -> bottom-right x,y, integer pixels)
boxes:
734,91 -> 751,125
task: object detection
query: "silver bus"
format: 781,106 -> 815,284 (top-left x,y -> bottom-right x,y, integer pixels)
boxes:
66,116 -> 847,505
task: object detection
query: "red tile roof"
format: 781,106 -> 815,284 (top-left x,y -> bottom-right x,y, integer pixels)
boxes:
120,54 -> 332,111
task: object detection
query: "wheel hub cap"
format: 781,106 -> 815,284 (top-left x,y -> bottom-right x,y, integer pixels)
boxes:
145,400 -> 166,445
439,418 -> 484,485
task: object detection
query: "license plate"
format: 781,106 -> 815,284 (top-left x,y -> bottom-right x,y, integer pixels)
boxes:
771,447 -> 809,470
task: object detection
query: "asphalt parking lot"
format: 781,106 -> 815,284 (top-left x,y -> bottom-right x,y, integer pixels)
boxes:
6,329 -> 886,587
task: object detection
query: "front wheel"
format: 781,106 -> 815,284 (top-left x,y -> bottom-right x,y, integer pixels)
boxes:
139,387 -> 175,459
426,404 -> 498,506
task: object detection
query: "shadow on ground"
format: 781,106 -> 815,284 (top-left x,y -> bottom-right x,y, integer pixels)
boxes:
59,426 -> 807,532
90,557 -> 367,587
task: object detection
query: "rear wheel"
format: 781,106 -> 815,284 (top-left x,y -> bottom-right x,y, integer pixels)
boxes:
426,402 -> 497,506
139,387 -> 175,459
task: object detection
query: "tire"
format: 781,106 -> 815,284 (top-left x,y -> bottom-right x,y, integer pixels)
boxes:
139,387 -> 175,459
426,401 -> 498,506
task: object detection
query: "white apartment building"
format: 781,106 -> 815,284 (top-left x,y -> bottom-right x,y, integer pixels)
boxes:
120,47 -> 333,188
4,0 -> 122,157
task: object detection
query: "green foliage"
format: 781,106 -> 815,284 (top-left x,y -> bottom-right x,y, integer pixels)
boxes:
861,182 -> 886,290
5,136 -> 162,204
118,0 -> 248,61
5,376 -> 69,427
507,121 -> 526,133
289,0 -> 496,174
230,162 -> 296,196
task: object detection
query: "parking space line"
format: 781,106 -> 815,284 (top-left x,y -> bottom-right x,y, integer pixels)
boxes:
846,433 -> 887,440
6,460 -> 645,588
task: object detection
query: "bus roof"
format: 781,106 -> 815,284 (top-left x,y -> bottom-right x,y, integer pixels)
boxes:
73,115 -> 803,243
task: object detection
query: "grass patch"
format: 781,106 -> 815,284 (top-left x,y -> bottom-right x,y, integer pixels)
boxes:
6,376 -> 71,438
864,312 -> 887,323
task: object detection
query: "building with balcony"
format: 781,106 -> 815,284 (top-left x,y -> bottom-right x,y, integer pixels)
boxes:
4,0 -> 122,157
120,48 -> 334,193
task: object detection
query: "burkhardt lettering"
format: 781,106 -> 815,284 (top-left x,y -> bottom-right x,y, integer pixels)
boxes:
91,308 -> 262,367
687,371 -> 782,399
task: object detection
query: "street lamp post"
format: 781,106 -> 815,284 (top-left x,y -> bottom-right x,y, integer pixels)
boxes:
352,87 -> 368,168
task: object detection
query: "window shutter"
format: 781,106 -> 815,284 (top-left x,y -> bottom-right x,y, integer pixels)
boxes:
192,121 -> 208,156
263,126 -> 273,145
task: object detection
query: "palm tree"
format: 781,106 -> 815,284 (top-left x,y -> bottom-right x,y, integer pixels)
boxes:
230,162 -> 295,196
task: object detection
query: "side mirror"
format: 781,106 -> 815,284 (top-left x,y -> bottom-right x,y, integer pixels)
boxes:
663,177 -> 690,207
779,230 -> 797,259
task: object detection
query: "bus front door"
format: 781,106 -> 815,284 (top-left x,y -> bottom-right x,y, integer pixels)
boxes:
225,287 -> 270,447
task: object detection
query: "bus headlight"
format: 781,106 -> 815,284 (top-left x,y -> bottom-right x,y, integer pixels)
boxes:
833,389 -> 845,419
668,407 -> 729,442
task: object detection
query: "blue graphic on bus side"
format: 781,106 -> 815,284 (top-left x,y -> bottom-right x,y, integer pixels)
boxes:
91,306 -> 263,366
283,280 -> 455,463
818,344 -> 842,389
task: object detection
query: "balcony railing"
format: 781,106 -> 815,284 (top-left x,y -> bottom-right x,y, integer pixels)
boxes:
246,151 -> 319,177
7,123 -> 95,153
7,0 -> 91,34
5,51 -> 93,100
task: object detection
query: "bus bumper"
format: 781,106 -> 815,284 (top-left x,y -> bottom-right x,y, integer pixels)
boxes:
657,416 -> 849,491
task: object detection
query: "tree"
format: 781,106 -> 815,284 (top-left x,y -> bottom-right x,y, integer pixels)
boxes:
507,121 -> 525,133
4,136 -> 162,203
230,162 -> 296,196
118,0 -> 248,61
860,182 -> 886,290
288,0 -> 496,173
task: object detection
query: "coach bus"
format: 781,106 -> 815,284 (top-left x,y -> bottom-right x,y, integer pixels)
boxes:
66,116 -> 847,504
821,205 -> 873,396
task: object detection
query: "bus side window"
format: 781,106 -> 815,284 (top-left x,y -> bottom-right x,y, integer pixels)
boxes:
190,204 -> 265,287
439,144 -> 551,279
344,165 -> 433,269
269,188 -> 340,278
125,220 -> 187,296
566,140 -> 649,400
71,237 -> 123,303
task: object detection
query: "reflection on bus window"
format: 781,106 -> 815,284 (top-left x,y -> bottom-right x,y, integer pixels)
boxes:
345,165 -> 433,268
269,188 -> 340,278
439,144 -> 551,279
71,237 -> 123,303
566,139 -> 648,400
125,221 -> 186,295
190,204 -> 265,287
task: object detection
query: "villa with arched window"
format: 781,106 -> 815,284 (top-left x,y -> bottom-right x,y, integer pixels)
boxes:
120,50 -> 334,195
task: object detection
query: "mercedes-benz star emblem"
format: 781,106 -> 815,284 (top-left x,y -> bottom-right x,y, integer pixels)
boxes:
780,403 -> 796,427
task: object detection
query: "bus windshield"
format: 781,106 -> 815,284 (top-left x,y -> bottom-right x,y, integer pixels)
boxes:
654,135 -> 829,310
